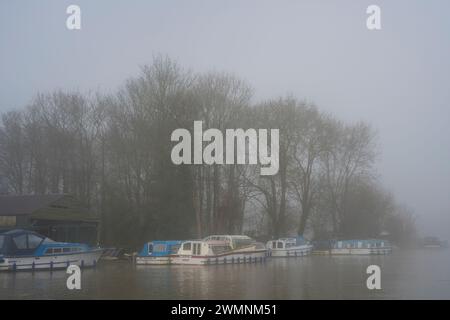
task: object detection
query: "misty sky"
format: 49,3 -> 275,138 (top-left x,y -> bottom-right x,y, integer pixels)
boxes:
1,0 -> 449,238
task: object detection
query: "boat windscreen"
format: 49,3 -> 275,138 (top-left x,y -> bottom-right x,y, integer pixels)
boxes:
210,245 -> 231,254
170,244 -> 181,254
232,238 -> 253,248
153,244 -> 167,253
285,242 -> 295,248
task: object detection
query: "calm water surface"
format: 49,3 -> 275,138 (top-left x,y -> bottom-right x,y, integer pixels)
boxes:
1,249 -> 450,299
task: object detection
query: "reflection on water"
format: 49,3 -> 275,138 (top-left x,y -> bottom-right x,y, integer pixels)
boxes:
1,249 -> 450,299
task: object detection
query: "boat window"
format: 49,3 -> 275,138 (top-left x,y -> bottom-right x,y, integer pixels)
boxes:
153,244 -> 166,253
71,247 -> 81,252
272,241 -> 276,249
45,248 -> 54,255
148,243 -> 153,254
182,242 -> 191,251
12,234 -> 27,249
232,238 -> 252,248
170,244 -> 181,254
277,242 -> 283,249
53,248 -> 62,254
211,245 -> 230,254
192,243 -> 199,255
63,247 -> 71,253
286,242 -> 296,248
28,234 -> 44,249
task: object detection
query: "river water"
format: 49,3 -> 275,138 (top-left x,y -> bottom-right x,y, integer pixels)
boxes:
1,249 -> 450,299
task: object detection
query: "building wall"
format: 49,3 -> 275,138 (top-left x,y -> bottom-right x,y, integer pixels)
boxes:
0,215 -> 16,227
32,220 -> 99,246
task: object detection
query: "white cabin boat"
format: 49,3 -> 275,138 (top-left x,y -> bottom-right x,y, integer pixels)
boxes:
171,235 -> 267,265
266,237 -> 313,257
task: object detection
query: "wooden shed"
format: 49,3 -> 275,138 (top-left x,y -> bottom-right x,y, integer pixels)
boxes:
0,194 -> 99,245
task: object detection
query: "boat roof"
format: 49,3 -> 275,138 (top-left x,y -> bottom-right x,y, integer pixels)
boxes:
147,240 -> 182,245
277,238 -> 296,242
334,239 -> 387,243
206,240 -> 230,245
204,235 -> 252,240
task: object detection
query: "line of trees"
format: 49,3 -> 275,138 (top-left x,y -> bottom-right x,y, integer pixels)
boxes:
0,56 -> 416,247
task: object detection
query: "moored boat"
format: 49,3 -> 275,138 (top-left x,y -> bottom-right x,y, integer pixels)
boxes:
324,239 -> 392,255
171,235 -> 267,265
266,237 -> 313,257
0,229 -> 103,271
423,236 -> 448,248
136,240 -> 182,265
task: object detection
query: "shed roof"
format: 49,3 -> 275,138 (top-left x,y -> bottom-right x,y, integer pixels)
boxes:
0,194 -> 98,222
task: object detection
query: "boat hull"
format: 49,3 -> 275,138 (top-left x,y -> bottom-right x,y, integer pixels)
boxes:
171,249 -> 267,265
136,256 -> 171,265
268,245 -> 313,257
0,249 -> 103,271
329,247 -> 392,255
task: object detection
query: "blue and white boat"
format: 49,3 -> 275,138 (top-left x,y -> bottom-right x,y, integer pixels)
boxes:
0,229 -> 103,271
136,240 -> 183,265
320,239 -> 392,255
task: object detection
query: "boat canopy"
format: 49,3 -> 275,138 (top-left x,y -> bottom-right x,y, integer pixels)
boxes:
0,229 -> 90,257
138,240 -> 182,257
0,229 -> 50,256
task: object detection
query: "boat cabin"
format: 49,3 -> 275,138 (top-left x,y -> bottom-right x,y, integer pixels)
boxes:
268,239 -> 294,250
203,235 -> 254,249
177,240 -> 233,256
332,239 -> 389,249
268,237 -> 309,250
